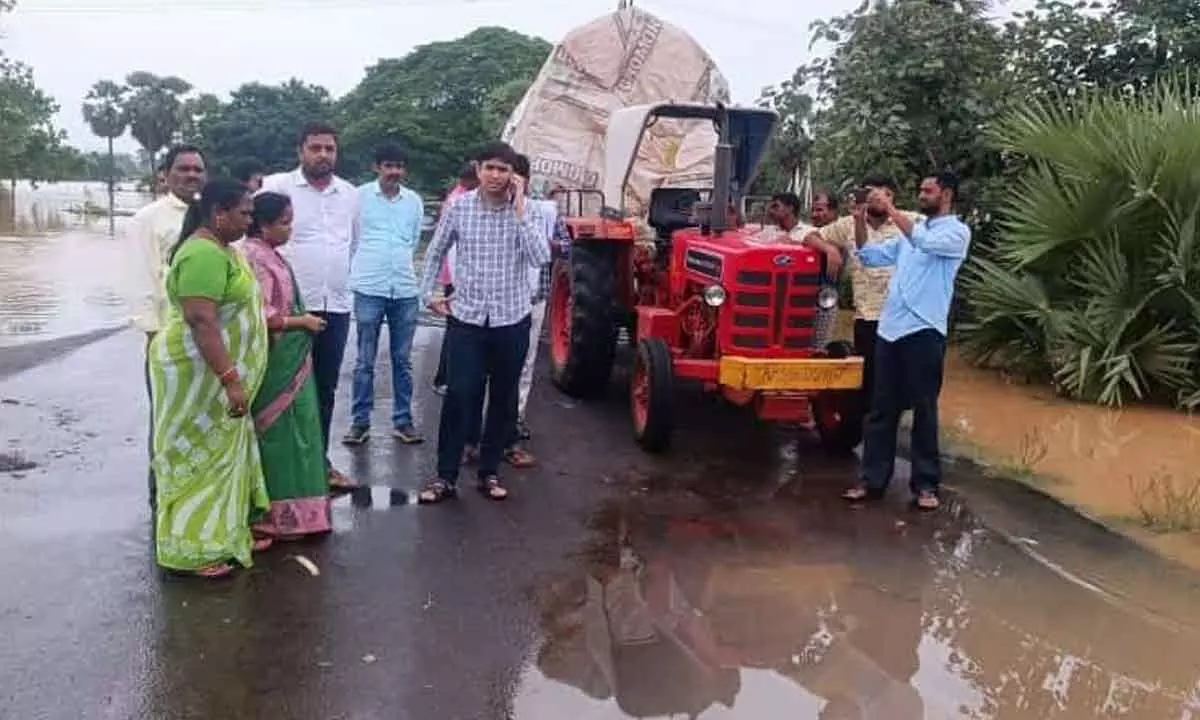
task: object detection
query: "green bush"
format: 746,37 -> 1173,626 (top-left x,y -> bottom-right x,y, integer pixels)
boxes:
958,75 -> 1200,410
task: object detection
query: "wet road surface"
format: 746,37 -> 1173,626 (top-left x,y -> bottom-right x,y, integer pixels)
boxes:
3,326 -> 1200,719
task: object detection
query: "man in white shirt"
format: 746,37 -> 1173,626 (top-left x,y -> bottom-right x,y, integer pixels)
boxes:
126,144 -> 206,508
260,122 -> 360,490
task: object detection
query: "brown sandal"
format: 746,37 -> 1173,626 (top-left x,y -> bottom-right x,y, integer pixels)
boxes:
842,485 -> 885,502
328,468 -> 358,492
477,475 -> 509,501
504,447 -> 536,469
418,480 -> 458,505
915,491 -> 941,511
193,563 -> 234,579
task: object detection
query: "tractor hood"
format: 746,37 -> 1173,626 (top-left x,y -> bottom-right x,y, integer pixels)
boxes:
603,103 -> 777,216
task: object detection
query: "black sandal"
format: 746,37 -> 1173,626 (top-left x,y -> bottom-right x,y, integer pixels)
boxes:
418,480 -> 457,505
477,475 -> 509,501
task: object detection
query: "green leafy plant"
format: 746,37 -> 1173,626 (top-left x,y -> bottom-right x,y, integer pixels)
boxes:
959,73 -> 1200,409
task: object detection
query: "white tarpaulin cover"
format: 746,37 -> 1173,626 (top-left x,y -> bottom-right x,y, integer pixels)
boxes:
501,7 -> 731,216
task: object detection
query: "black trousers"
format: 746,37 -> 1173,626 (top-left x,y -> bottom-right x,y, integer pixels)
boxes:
432,283 -> 454,388
853,319 -> 879,405
311,311 -> 351,468
436,315 -> 530,484
860,329 -> 947,495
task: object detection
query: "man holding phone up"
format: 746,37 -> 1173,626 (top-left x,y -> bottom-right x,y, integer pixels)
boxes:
417,142 -> 551,503
803,176 -> 922,411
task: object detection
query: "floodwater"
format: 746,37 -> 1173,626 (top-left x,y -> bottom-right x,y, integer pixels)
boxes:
514,482 -> 1200,719
0,181 -> 144,346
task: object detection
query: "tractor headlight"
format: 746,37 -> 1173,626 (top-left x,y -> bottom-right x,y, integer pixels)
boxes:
817,286 -> 839,310
703,284 -> 727,307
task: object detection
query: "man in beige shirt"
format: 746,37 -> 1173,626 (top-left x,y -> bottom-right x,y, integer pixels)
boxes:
804,176 -> 922,408
126,144 -> 206,507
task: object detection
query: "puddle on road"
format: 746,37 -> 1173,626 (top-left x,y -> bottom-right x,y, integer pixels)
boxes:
515,491 -> 1200,719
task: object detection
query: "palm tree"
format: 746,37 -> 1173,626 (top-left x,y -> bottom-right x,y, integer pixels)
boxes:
123,72 -> 192,186
958,74 -> 1200,410
81,80 -> 128,234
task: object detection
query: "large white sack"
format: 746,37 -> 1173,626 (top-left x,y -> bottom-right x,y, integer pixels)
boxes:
501,7 -> 730,217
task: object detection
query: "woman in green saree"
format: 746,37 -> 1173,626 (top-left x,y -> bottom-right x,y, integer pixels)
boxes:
242,192 -> 333,539
149,179 -> 269,578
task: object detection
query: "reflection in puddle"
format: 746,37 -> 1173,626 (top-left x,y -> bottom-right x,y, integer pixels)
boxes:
518,493 -> 1200,718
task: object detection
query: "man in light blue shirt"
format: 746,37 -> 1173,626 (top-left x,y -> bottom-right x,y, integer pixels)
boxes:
841,172 -> 971,511
343,143 -> 426,445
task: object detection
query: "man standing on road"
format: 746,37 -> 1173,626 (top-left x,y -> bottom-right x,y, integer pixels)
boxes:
841,172 -> 970,511
261,122 -> 360,491
416,142 -> 551,504
342,143 -> 425,447
126,144 -> 206,508
804,176 -> 922,411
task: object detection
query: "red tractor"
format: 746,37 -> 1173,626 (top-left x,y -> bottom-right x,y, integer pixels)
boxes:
547,102 -> 865,453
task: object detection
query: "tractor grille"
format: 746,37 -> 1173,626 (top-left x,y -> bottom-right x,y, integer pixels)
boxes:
729,270 -> 828,351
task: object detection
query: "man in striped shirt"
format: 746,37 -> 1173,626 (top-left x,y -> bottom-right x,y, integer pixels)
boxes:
417,142 -> 551,503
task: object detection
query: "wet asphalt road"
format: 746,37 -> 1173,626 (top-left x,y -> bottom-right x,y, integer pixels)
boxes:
4,325 -> 1200,719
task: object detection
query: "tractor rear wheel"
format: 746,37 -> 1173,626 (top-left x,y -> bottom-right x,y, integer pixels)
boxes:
548,244 -> 618,398
631,338 -> 674,453
811,340 -> 866,453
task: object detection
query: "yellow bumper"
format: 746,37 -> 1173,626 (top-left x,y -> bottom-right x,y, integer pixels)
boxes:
718,356 -> 864,392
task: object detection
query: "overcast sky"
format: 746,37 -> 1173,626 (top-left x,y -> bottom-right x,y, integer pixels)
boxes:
5,0 -> 1029,153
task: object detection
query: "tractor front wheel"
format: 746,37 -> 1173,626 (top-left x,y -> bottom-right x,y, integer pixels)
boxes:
548,244 -> 618,398
811,340 -> 866,453
631,338 -> 674,453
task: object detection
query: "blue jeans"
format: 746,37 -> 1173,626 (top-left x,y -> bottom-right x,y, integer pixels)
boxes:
351,293 -> 419,429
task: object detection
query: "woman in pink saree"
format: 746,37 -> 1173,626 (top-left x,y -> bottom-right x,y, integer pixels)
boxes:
241,192 -> 332,539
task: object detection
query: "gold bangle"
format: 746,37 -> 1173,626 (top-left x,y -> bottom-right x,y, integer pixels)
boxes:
218,366 -> 239,385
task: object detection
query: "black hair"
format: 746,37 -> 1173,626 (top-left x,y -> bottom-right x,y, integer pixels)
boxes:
812,189 -> 839,210
475,141 -> 519,168
770,192 -> 801,215
513,153 -> 531,179
458,161 -> 477,183
861,174 -> 899,193
374,142 -> 408,166
298,121 -> 338,146
930,171 -> 960,203
158,144 -> 205,174
247,192 -> 292,239
170,178 -> 250,263
231,158 -> 264,183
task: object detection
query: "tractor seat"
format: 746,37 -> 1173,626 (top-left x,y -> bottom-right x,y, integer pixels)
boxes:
648,188 -> 703,239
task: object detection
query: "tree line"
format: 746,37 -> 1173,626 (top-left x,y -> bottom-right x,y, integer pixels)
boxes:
80,27 -> 550,196
754,0 -> 1200,410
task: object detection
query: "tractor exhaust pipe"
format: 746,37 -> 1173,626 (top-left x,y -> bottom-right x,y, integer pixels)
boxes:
709,103 -> 732,235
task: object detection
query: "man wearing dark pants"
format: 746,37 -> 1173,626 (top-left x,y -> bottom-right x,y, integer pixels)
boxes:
416,141 -> 551,503
261,122 -> 360,490
126,145 -> 206,507
841,172 -> 970,511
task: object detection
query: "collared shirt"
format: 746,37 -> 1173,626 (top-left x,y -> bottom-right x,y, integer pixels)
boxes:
856,215 -> 971,342
419,190 -> 551,328
534,216 -> 572,303
818,213 -> 922,322
126,192 -> 190,332
260,168 -> 359,313
350,180 -> 424,299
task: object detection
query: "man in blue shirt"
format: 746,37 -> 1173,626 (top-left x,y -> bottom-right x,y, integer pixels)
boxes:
841,172 -> 971,511
343,143 -> 426,445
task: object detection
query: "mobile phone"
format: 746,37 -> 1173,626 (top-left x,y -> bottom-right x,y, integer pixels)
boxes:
853,188 -> 868,203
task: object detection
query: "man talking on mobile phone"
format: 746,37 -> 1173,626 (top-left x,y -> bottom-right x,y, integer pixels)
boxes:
416,141 -> 550,504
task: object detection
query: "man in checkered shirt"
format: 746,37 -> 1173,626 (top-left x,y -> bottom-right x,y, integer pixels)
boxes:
417,141 -> 551,503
